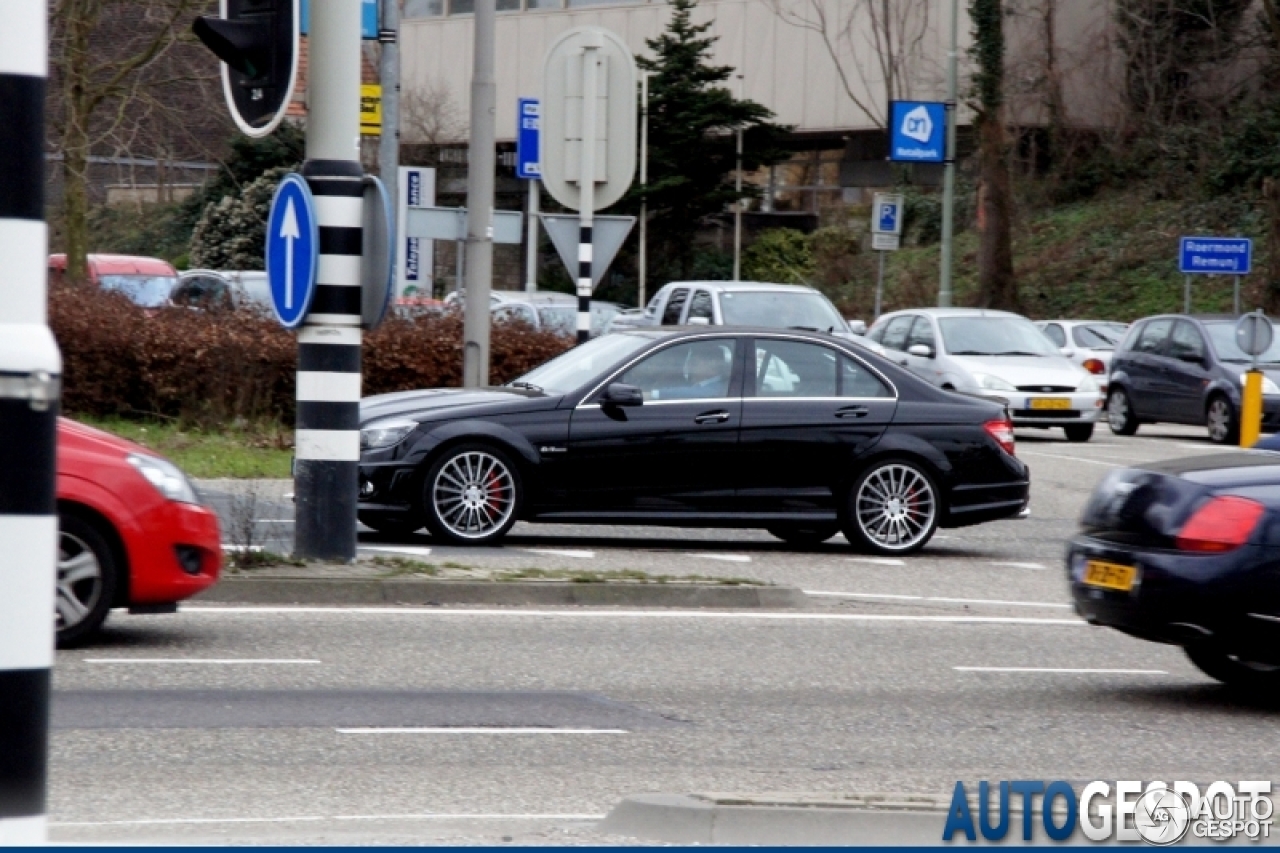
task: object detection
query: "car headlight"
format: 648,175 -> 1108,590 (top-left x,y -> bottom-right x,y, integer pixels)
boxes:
127,454 -> 199,504
1237,374 -> 1280,395
972,372 -> 1017,392
1077,374 -> 1099,392
360,419 -> 417,450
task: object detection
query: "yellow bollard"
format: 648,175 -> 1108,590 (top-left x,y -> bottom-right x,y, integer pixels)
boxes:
1241,369 -> 1264,447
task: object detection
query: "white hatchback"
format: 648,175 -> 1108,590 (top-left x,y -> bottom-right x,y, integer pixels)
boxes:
867,308 -> 1105,442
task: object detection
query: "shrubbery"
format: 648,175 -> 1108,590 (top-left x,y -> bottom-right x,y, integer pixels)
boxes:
50,284 -> 573,425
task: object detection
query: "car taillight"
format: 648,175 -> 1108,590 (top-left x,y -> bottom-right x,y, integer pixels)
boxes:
1175,496 -> 1265,552
984,418 -> 1015,456
1082,358 -> 1106,375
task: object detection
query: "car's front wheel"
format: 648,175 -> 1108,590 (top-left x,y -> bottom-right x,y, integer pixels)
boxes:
842,459 -> 939,556
766,524 -> 841,546
423,444 -> 522,546
56,512 -> 119,648
1185,644 -> 1280,691
1206,394 -> 1239,445
1107,388 -> 1139,436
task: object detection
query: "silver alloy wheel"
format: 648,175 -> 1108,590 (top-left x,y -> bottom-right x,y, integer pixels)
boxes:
57,531 -> 104,630
1108,390 -> 1129,431
855,463 -> 937,551
1207,398 -> 1232,442
431,450 -> 517,539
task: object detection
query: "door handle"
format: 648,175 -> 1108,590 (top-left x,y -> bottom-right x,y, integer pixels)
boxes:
694,410 -> 731,424
835,406 -> 869,418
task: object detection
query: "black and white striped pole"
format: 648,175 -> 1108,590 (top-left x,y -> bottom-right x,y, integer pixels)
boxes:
294,0 -> 364,562
0,0 -> 59,843
575,35 -> 601,345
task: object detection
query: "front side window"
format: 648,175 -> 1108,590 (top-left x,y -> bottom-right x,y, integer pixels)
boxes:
618,339 -> 735,401
1168,321 -> 1206,361
661,288 -> 689,325
687,290 -> 714,321
906,316 -> 936,350
1134,319 -> 1173,355
879,315 -> 915,351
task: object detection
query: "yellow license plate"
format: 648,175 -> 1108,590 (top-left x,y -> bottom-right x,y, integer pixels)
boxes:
1084,560 -> 1136,592
1030,397 -> 1071,410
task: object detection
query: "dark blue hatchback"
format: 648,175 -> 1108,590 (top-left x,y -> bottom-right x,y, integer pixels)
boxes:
1068,452 -> 1280,689
1106,314 -> 1280,444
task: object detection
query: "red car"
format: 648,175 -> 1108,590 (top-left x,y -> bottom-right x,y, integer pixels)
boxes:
56,419 -> 222,645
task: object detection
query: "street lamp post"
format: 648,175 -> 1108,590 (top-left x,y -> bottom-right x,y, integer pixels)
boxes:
732,73 -> 744,282
939,0 -> 959,308
638,72 -> 649,308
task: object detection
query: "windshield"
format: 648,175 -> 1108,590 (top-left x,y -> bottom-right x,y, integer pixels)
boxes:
99,274 -> 176,308
239,275 -> 273,307
1205,321 -> 1280,363
511,333 -> 651,395
718,291 -> 846,332
940,316 -> 1062,356
537,306 -> 577,335
1072,323 -> 1126,349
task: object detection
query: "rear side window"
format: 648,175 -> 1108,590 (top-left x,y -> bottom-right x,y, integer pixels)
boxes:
840,356 -> 892,398
880,315 -> 915,351
1134,319 -> 1173,354
661,288 -> 689,325
1041,323 -> 1066,347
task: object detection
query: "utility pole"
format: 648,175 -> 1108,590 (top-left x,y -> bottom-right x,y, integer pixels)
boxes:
732,73 -> 744,282
938,0 -> 959,307
295,0 -> 365,562
379,0 -> 401,219
0,1 -> 59,843
464,0 -> 497,385
638,72 -> 649,308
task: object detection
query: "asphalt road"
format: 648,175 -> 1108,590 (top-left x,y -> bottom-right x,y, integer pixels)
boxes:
50,424 -> 1280,844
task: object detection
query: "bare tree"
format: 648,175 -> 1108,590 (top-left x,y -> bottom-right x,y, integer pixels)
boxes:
768,0 -> 933,129
970,0 -> 1017,311
48,0 -> 222,284
400,79 -> 467,145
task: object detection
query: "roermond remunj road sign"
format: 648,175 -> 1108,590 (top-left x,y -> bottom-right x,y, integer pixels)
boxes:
1179,236 -> 1252,275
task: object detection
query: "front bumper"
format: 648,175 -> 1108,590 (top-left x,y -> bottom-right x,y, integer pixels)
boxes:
1065,536 -> 1279,650
1009,391 -> 1104,426
123,499 -> 222,604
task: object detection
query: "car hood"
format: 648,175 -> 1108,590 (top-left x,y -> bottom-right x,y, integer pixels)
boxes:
57,417 -> 152,461
360,387 -> 559,426
949,355 -> 1086,388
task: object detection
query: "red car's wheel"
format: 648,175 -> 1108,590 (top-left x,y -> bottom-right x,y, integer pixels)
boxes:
56,512 -> 119,648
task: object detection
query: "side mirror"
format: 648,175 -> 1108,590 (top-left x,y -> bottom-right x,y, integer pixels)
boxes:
907,344 -> 934,359
602,383 -> 644,407
847,319 -> 868,335
686,316 -> 711,326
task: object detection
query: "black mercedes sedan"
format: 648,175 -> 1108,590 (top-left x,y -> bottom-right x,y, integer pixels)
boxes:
357,328 -> 1030,554
1068,453 -> 1280,689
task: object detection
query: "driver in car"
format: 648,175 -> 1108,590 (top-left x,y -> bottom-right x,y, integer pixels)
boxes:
657,346 -> 731,400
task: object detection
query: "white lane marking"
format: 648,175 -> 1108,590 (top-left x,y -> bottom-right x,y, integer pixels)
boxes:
1176,443 -> 1216,451
182,606 -> 1085,626
1018,450 -> 1123,467
256,519 -> 295,523
849,557 -> 906,566
954,666 -> 1167,674
689,553 -> 751,563
806,591 -> 1070,609
360,545 -> 433,557
990,561 -> 1048,570
50,813 -> 606,828
221,544 -> 263,552
83,658 -> 321,665
522,548 -> 596,559
335,727 -> 627,735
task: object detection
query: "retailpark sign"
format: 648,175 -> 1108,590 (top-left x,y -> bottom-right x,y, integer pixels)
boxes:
889,100 -> 946,164
1179,237 -> 1252,275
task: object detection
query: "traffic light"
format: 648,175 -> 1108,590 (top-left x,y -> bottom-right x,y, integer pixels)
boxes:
193,0 -> 298,137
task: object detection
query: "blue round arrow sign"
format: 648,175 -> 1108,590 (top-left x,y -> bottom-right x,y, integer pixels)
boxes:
265,173 -> 319,329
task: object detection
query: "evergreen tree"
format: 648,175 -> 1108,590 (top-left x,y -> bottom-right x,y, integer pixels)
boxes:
629,0 -> 790,281
970,0 -> 1017,311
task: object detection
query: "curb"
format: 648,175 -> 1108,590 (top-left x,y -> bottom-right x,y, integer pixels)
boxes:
196,577 -> 806,609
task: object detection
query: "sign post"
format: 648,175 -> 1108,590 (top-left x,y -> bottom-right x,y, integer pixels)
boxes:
1235,310 -> 1274,447
870,193 -> 904,320
517,98 -> 541,292
541,26 -> 637,342
1179,236 -> 1252,315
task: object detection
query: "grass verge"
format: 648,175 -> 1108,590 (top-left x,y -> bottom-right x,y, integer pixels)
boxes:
71,415 -> 293,479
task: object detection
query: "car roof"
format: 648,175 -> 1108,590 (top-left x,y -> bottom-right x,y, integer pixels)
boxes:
1036,319 -> 1128,326
50,253 -> 178,275
615,326 -> 852,343
661,281 -> 820,294
881,307 -> 1024,320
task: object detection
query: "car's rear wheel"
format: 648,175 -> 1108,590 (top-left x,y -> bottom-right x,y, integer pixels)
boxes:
1185,644 -> 1280,691
423,444 -> 522,546
1064,423 -> 1094,443
56,513 -> 119,648
1207,395 -> 1239,445
1107,388 -> 1139,435
842,459 -> 939,556
358,512 -> 423,538
766,524 -> 840,546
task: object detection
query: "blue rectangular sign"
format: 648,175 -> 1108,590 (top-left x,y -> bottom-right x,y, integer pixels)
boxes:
1180,237 -> 1252,275
889,100 -> 946,164
301,0 -> 379,40
516,98 -> 541,179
